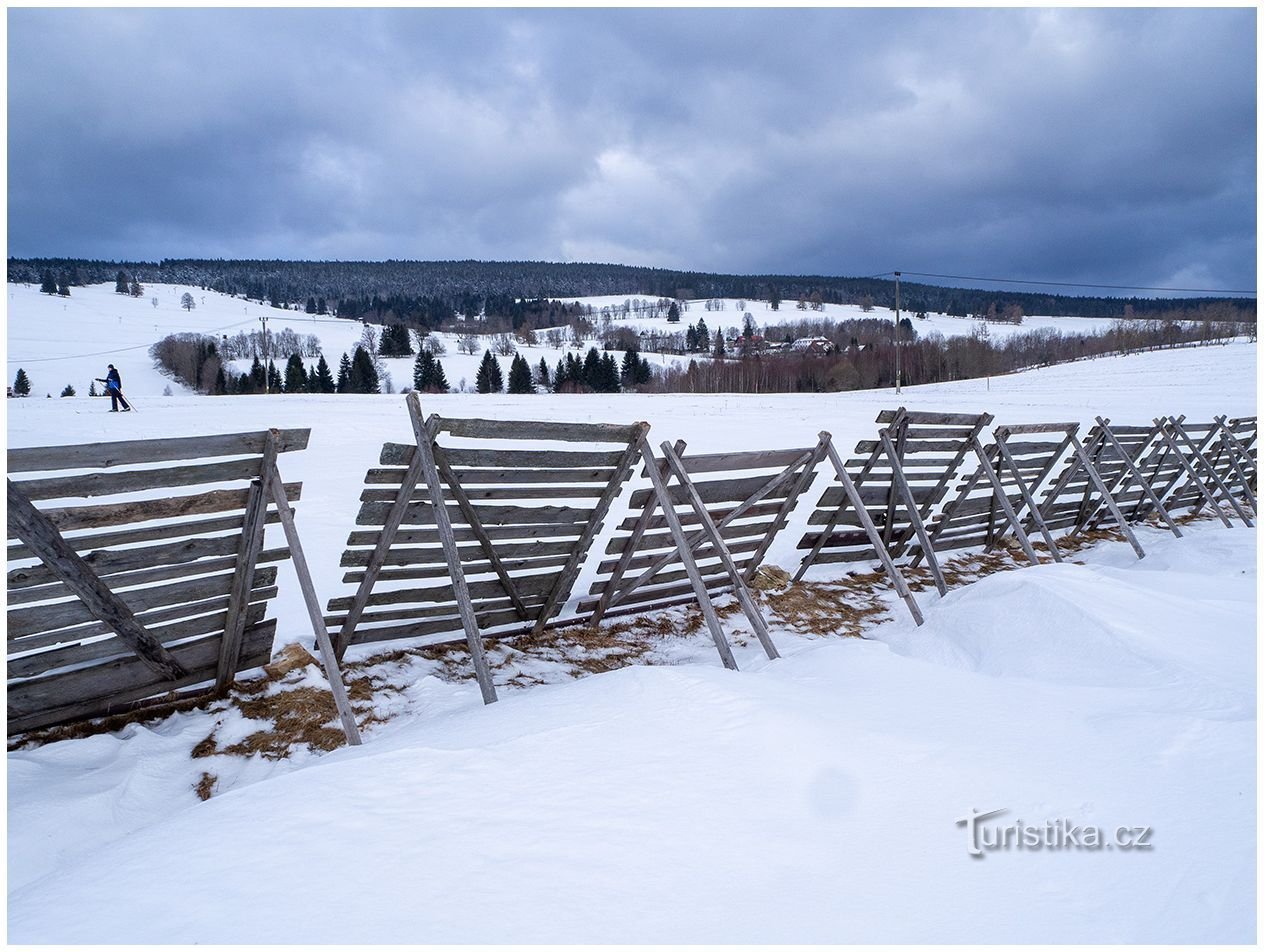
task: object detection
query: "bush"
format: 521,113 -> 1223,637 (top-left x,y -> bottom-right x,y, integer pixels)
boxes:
60,384 -> 75,397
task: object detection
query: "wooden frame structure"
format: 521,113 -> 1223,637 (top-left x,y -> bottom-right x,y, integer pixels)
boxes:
8,429 -> 359,743
325,393 -> 648,702
796,409 -> 991,602
1150,416 -> 1254,527
582,437 -> 826,663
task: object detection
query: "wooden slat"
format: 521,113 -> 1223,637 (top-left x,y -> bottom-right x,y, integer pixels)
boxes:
365,466 -> 618,485
380,444 -> 625,468
8,622 -> 275,736
12,456 -> 265,502
359,485 -> 606,503
615,500 -> 785,533
325,570 -> 557,612
344,523 -> 581,547
28,483 -> 301,535
6,511 -> 275,562
605,518 -> 779,555
8,429 -> 310,474
628,474 -> 796,509
437,417 -> 643,444
343,554 -> 572,585
876,409 -> 983,426
668,447 -> 811,476
340,538 -> 576,568
355,501 -> 592,528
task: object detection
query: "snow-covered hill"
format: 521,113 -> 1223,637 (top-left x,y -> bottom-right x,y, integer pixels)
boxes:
4,283 -> 1257,943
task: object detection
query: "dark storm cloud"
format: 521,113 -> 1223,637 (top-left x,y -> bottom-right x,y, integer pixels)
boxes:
7,7 -> 1255,291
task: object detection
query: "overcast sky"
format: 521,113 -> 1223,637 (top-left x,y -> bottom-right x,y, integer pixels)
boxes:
7,7 -> 1256,292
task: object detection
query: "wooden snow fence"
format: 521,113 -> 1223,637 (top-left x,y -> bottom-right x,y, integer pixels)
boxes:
1149,416 -> 1255,527
921,422 -> 1145,565
7,429 -> 360,743
581,437 -> 828,666
325,393 -> 649,703
794,409 -> 991,620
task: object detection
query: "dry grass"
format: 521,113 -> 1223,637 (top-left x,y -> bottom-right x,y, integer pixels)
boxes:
194,771 -> 218,801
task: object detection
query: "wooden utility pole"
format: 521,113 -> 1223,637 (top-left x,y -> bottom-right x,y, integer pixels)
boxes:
259,316 -> 271,394
894,271 -> 902,394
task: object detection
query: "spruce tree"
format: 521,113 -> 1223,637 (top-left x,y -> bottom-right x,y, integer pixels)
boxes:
60,384 -> 75,397
536,356 -> 550,387
284,354 -> 308,393
475,350 -> 503,393
507,353 -> 534,394
599,352 -> 621,392
39,272 -> 56,295
430,359 -> 449,393
413,350 -> 435,390
266,360 -> 283,393
13,368 -> 31,396
88,381 -> 98,397
713,330 -> 727,358
215,365 -> 228,395
312,354 -> 336,393
238,372 -> 253,394
667,301 -> 681,323
115,270 -> 129,294
685,324 -> 698,352
249,356 -> 266,389
581,347 -> 601,389
336,352 -> 352,393
350,346 -> 379,393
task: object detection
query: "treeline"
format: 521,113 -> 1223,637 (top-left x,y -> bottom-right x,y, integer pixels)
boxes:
645,317 -> 1249,394
8,256 -> 1254,323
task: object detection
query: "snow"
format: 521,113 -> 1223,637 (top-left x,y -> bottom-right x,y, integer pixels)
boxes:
4,280 -> 1257,943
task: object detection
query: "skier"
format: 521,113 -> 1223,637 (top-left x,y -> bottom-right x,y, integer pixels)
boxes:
95,364 -> 132,412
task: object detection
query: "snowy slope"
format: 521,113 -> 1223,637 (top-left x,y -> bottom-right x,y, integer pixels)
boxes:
6,522 -> 1255,943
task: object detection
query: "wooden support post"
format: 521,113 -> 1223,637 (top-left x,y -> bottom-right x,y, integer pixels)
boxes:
588,439 -> 684,627
531,422 -> 651,636
822,435 -> 925,626
1067,431 -> 1145,559
1091,418 -> 1182,536
430,444 -> 530,620
891,412 -> 989,560
878,428 -> 948,595
1150,418 -> 1232,527
6,479 -> 187,681
262,456 -> 362,746
659,442 -> 780,660
968,436 -> 1043,566
216,433 -> 278,693
638,442 -> 739,670
1134,414 -> 1191,521
742,435 -> 829,583
1213,416 -> 1258,511
880,411 -> 908,550
333,447 -> 427,658
407,394 -> 498,703
991,428 -> 1064,563
1166,417 -> 1253,526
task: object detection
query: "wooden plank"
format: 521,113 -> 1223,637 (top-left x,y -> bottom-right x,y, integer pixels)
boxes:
876,409 -> 983,426
326,570 -> 558,612
340,538 -> 576,568
365,466 -> 618,486
329,593 -> 548,628
355,500 -> 592,528
816,482 -> 937,509
597,537 -> 765,576
8,429 -> 310,474
13,456 -> 264,502
437,417 -> 643,444
7,549 -> 288,607
741,439 -> 826,582
344,554 -> 572,585
6,511 -> 273,562
8,622 -> 275,736
672,447 -> 814,476
616,501 -> 786,533
605,518 -> 780,556
1166,417 -> 1253,526
966,436 -> 1042,565
992,433 -> 1064,562
628,474 -> 797,509
381,444 -> 625,468
31,483 -> 301,535
7,479 -> 187,680
854,438 -> 971,455
359,484 -> 607,502
7,567 -> 277,639
10,603 -> 268,680
11,587 -> 278,653
344,523 -> 581,548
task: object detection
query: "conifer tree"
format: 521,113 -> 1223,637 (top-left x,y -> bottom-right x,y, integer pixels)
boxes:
39,272 -> 56,295
250,356 -> 266,389
507,353 -> 534,394
430,358 -> 449,393
413,350 -> 434,390
713,330 -> 727,358
696,317 -> 710,349
115,270 -> 130,294
13,368 -> 31,395
284,354 -> 308,393
312,354 -> 336,393
667,301 -> 681,323
88,381 -> 98,397
349,346 -> 379,393
536,356 -> 550,387
266,360 -> 283,393
60,384 -> 75,397
475,350 -> 503,393
215,365 -> 228,395
336,352 -> 352,393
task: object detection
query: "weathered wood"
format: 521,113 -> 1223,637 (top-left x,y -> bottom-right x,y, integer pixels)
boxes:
1213,416 -> 1258,510
967,436 -> 1043,565
344,522 -> 581,548
1150,418 -> 1231,525
381,444 -> 625,468
742,438 -> 826,583
360,484 -> 607,503
11,603 -> 268,680
1090,418 -> 1180,536
1067,432 -> 1145,559
340,538 -> 575,568
1166,417 -> 1253,526
13,456 -> 265,502
262,446 -> 362,746
637,442 -> 738,669
6,511 -> 273,563
327,570 -> 559,612
31,483 -> 301,536
793,428 -> 887,583
595,538 -> 765,578
343,554 -> 572,585
7,479 -> 187,680
7,429 -> 310,474
8,567 -> 277,639
438,417 -> 643,444
605,518 -> 780,557
355,500 -> 591,528
991,430 -> 1066,562
672,446 -> 814,476
876,409 -> 982,426
8,622 -> 275,736
629,473 -> 799,509
410,396 -> 498,704
878,429 -> 947,596
365,465 -> 619,486
216,432 -> 278,694
815,481 -> 937,509
531,422 -> 650,636
617,501 -> 786,534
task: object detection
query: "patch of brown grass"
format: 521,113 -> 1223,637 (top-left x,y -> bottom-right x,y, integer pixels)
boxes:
763,577 -> 888,637
194,771 -> 217,801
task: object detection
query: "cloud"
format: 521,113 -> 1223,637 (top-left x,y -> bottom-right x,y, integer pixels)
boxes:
7,7 -> 1255,292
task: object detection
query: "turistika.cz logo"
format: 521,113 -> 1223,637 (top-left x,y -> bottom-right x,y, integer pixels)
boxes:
957,808 -> 1153,859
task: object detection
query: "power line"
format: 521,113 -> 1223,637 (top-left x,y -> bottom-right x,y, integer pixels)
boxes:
880,270 -> 1254,296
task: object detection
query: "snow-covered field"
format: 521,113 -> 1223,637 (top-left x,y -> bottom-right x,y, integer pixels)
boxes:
4,283 -> 1257,943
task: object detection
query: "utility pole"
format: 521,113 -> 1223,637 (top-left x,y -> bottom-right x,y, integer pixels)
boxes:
894,270 -> 902,394
259,315 -> 271,394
